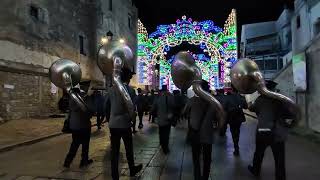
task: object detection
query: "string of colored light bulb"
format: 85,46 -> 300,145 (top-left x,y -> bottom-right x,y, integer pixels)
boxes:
137,9 -> 238,88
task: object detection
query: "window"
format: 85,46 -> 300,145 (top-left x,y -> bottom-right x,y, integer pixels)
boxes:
128,14 -> 132,29
286,31 -> 292,45
314,18 -> 320,36
30,5 -> 39,20
265,59 -> 278,70
296,15 -> 301,29
29,5 -> 49,24
99,12 -> 104,26
278,59 -> 283,69
109,0 -> 112,11
79,35 -> 86,55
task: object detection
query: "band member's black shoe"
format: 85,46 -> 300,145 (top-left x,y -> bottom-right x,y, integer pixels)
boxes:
233,150 -> 240,156
248,165 -> 259,177
63,158 -> 71,168
79,159 -> 93,168
130,164 -> 143,176
163,148 -> 170,155
233,147 -> 240,156
132,130 -> 137,134
63,163 -> 70,168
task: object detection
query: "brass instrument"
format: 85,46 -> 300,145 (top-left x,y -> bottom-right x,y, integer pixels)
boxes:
49,59 -> 88,112
231,58 -> 299,118
171,51 -> 225,127
97,41 -> 135,117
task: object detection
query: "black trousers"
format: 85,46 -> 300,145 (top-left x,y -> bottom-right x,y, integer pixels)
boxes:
252,133 -> 286,180
230,122 -> 241,150
220,121 -> 242,150
138,111 -> 144,126
97,113 -> 104,128
132,116 -> 136,131
64,129 -> 91,165
192,143 -> 212,180
159,125 -> 171,152
110,128 -> 135,180
220,121 -> 228,136
149,113 -> 155,122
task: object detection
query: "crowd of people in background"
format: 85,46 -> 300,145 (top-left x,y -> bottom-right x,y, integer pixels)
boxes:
60,68 -> 296,180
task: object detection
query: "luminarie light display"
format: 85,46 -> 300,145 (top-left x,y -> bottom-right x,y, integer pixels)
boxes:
137,9 -> 238,90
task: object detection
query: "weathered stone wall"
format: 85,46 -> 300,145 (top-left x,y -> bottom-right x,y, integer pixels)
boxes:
0,0 -> 103,81
273,62 -> 296,101
0,71 -> 60,120
0,0 -> 138,120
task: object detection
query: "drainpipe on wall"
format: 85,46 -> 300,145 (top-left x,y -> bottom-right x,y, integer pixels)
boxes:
304,3 -> 312,128
305,51 -> 310,128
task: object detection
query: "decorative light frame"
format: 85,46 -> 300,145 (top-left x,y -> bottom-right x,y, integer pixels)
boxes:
137,9 -> 237,91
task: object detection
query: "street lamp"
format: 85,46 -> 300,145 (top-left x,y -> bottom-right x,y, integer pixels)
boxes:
101,37 -> 108,45
99,31 -> 114,46
119,38 -> 125,44
98,31 -> 114,89
106,31 -> 113,41
100,31 -> 113,46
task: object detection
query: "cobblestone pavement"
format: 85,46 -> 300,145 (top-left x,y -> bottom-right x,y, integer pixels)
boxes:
1,116 -> 320,180
140,117 -> 320,180
0,118 -> 65,149
0,117 -> 160,180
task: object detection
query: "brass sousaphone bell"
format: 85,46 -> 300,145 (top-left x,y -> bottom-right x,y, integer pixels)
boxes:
49,59 -> 88,112
231,58 -> 299,118
97,40 -> 135,117
171,51 -> 225,127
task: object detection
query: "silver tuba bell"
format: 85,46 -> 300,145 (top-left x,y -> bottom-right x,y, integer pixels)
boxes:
49,59 -> 88,112
97,40 -> 135,117
231,58 -> 299,118
171,51 -> 225,127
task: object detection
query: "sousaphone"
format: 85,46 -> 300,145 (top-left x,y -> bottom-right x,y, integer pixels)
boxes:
49,59 -> 88,112
171,51 -> 225,127
97,40 -> 135,117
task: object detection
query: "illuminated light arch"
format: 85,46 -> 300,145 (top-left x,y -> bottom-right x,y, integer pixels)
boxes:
137,9 -> 238,91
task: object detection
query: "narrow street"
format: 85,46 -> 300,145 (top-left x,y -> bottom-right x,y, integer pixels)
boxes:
1,116 -> 320,180
1,0 -> 320,179
0,117 -> 160,180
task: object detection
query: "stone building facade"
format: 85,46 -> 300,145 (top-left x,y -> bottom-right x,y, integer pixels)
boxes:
240,9 -> 293,80
273,0 -> 320,132
274,34 -> 320,132
242,0 -> 320,132
0,0 -> 138,120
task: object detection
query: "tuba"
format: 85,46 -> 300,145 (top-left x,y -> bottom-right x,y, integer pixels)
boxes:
171,51 -> 225,127
231,58 -> 299,118
49,59 -> 88,112
97,40 -> 135,117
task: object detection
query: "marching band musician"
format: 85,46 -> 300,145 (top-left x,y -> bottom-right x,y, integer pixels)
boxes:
105,67 -> 142,180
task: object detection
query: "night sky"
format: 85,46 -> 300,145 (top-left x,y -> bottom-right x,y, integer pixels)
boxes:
134,0 -> 294,57
135,0 -> 294,33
